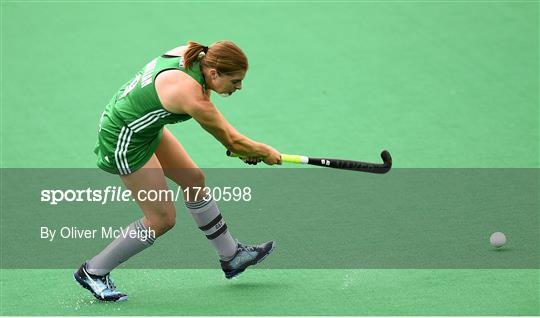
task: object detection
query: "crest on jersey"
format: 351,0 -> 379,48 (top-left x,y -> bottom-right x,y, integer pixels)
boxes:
179,57 -> 185,68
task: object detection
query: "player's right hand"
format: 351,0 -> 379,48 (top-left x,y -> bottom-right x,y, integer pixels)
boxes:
263,147 -> 282,165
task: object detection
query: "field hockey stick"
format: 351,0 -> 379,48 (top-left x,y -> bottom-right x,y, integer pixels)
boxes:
226,150 -> 392,174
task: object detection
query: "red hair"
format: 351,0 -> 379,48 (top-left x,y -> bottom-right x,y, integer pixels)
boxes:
183,40 -> 248,74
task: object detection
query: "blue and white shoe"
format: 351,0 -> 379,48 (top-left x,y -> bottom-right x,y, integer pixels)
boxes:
73,263 -> 128,302
220,240 -> 275,279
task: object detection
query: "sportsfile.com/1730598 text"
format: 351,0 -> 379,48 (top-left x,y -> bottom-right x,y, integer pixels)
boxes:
40,186 -> 252,205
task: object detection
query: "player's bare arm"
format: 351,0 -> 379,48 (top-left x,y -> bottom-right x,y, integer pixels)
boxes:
156,70 -> 281,165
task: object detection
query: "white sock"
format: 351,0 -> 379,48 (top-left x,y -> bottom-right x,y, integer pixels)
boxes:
186,198 -> 237,260
86,218 -> 155,275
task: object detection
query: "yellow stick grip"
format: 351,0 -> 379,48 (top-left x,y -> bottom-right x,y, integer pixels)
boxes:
280,154 -> 304,163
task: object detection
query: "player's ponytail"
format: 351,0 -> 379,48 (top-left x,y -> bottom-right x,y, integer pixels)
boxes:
183,40 -> 248,75
183,41 -> 207,70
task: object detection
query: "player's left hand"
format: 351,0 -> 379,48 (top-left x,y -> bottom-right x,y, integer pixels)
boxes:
240,156 -> 262,165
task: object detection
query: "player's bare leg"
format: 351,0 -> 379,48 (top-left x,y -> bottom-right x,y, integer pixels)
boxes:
74,155 -> 175,302
155,128 -> 275,278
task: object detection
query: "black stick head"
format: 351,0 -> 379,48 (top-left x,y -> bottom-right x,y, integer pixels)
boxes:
380,150 -> 392,164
